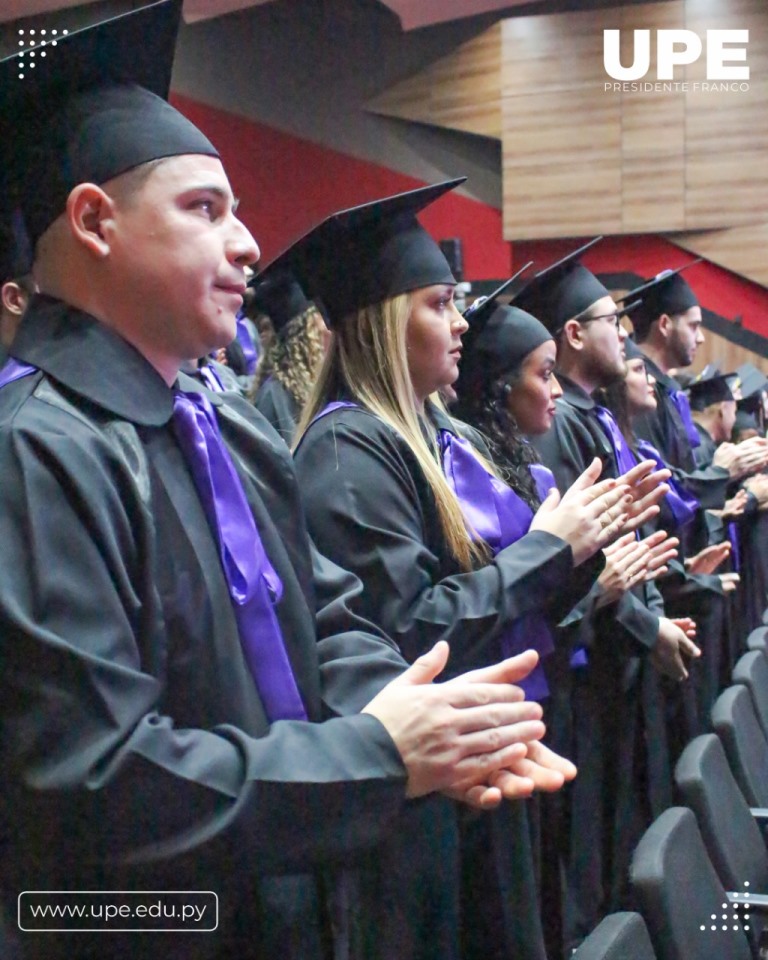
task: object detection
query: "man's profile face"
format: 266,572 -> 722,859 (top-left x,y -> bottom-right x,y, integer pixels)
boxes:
105,154 -> 259,366
579,294 -> 628,386
668,306 -> 703,368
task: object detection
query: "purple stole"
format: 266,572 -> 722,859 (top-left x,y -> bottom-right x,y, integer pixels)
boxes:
308,402 -> 556,698
669,388 -> 702,449
0,358 -> 306,722
635,438 -> 699,530
197,363 -> 226,393
235,314 -> 259,376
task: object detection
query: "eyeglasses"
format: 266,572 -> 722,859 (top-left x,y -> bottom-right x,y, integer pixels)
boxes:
576,298 -> 641,331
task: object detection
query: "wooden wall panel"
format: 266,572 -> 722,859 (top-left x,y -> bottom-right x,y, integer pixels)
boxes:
366,0 -> 768,277
366,23 -> 502,138
672,223 -> 768,288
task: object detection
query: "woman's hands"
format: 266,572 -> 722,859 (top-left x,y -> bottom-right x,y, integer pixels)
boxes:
530,458 -> 632,565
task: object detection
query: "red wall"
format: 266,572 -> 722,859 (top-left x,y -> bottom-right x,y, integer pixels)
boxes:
173,94 -> 767,342
172,94 -> 511,280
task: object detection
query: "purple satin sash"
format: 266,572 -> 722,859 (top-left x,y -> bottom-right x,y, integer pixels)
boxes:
636,438 -> 699,529
594,405 -> 638,477
438,431 -> 554,700
198,363 -> 225,393
173,390 -> 306,721
0,358 -> 37,388
0,358 -> 306,720
236,314 -> 259,376
727,521 -> 741,572
669,388 -> 702,450
308,403 -> 556,696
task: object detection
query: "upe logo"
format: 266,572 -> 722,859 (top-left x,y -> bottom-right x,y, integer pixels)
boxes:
603,29 -> 749,81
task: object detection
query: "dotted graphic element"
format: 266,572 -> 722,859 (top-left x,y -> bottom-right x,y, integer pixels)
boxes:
700,882 -> 752,934
16,26 -> 68,80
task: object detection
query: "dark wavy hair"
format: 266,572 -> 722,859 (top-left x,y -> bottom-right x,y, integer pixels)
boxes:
453,367 -> 542,511
595,378 -> 638,454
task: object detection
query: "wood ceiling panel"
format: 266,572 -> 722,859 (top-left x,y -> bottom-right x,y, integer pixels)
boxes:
367,23 -> 502,138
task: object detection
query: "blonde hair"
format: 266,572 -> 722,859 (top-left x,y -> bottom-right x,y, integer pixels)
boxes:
295,293 -> 489,571
252,305 -> 326,410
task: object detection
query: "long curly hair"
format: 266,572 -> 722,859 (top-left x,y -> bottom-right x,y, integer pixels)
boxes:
252,305 -> 326,409
453,368 -> 542,511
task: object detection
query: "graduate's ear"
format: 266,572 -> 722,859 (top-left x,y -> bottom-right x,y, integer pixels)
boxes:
65,183 -> 117,259
562,317 -> 585,352
656,312 -> 673,341
1,280 -> 28,317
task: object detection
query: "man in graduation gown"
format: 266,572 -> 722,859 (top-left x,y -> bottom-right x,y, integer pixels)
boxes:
628,269 -> 768,671
0,5 -> 558,958
517,242 -> 699,955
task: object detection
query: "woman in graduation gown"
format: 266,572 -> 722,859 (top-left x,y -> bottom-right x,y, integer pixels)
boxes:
251,273 -> 329,444
269,179 -> 649,960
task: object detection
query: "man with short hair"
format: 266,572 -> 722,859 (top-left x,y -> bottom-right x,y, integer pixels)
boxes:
0,5 -> 563,958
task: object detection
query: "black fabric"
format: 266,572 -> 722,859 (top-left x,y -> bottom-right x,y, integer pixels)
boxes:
0,298 -> 414,960
253,376 -> 300,445
250,272 -> 313,335
687,373 -> 736,409
531,374 -> 665,954
258,180 -> 462,325
634,353 -> 729,510
1,0 -> 218,250
624,269 -> 700,339
294,401 -> 591,960
455,303 -> 552,398
512,239 -> 637,336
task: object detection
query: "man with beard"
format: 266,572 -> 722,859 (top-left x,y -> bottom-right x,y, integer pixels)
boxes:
629,268 -> 768,672
628,269 -> 767,518
516,242 -> 698,956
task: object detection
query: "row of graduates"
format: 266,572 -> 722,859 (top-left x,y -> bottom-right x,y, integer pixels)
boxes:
236,212 -> 768,958
5,131 -> 768,960
2,6 -> 768,960
0,4 -> 670,960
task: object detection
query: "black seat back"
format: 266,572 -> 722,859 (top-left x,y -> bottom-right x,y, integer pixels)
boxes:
572,912 -> 657,959
630,807 -> 752,960
733,651 -> 768,741
711,685 -> 768,807
675,733 -> 768,952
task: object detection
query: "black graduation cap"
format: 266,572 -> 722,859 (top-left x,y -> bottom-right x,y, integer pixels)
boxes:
249,272 -> 314,335
736,363 -> 768,399
624,337 -> 645,361
257,179 -> 465,326
462,261 -> 534,322
686,371 -> 736,410
0,0 -> 218,253
619,262 -> 702,337
454,261 -> 551,396
512,237 -> 632,336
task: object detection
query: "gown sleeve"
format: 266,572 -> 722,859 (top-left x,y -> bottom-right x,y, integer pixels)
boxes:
294,410 -> 576,675
0,381 -> 407,880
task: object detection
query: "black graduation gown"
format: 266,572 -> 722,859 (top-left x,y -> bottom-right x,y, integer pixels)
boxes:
633,356 -> 729,524
294,401 -> 595,960
254,376 -> 300,445
531,374 -> 663,954
0,298 -> 414,960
